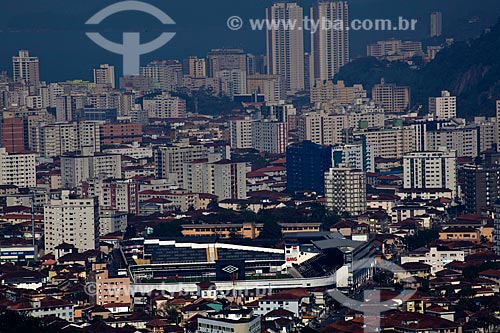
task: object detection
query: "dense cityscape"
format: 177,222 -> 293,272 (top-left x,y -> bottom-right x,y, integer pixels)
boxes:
1,1 -> 500,332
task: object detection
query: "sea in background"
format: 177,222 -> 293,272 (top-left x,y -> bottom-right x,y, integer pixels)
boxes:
1,0 -> 500,82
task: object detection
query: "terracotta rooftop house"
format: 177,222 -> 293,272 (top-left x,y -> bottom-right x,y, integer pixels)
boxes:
146,318 -> 172,333
466,251 -> 500,264
320,319 -> 364,333
7,296 -> 74,322
381,312 -> 461,333
479,269 -> 500,283
264,308 -> 295,320
255,289 -> 309,317
439,227 -> 481,243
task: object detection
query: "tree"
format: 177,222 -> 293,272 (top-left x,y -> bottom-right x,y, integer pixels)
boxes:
404,229 -> 439,251
124,225 -> 137,239
207,199 -> 219,211
258,220 -> 282,239
166,307 -> 181,324
238,203 -> 249,211
458,287 -> 477,298
153,220 -> 184,238
0,311 -> 65,333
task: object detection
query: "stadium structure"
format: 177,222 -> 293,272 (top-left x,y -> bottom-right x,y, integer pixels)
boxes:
121,233 -> 377,294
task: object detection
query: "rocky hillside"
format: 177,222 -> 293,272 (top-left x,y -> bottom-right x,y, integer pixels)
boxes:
336,19 -> 500,116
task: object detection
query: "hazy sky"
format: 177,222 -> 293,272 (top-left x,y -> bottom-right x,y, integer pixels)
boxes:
2,0 -> 500,81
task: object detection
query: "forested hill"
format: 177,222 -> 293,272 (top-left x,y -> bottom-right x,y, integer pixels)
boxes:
336,19 -> 500,116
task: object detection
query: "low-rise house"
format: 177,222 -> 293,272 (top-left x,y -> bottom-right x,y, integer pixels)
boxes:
7,296 -> 74,322
198,311 -> 261,333
254,289 -> 309,318
393,262 -> 431,283
401,247 -> 465,275
439,227 -> 481,243
381,312 -> 462,333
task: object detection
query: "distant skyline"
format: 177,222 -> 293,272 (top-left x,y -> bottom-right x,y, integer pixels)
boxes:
1,0 -> 500,82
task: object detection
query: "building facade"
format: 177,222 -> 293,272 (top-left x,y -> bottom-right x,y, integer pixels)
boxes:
0,148 -> 36,188
266,2 -> 305,94
462,164 -> 500,214
44,191 -> 99,253
286,141 -> 332,194
403,150 -> 457,198
252,120 -> 287,154
429,90 -> 456,120
143,93 -> 187,119
325,167 -> 367,216
12,50 -> 40,85
372,79 -> 410,113
310,1 -> 349,81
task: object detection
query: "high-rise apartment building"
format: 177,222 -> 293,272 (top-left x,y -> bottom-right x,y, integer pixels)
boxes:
429,90 -> 456,120
155,141 -> 230,186
140,60 -> 183,92
143,93 -> 187,119
297,111 -> 348,146
367,40 -> 423,60
99,209 -> 127,236
494,201 -> 500,254
207,49 -> 248,77
183,159 -> 247,200
55,94 -> 86,122
12,50 -> 40,85
474,117 -> 497,153
61,152 -> 122,188
325,167 -> 366,216
229,116 -> 254,149
372,79 -> 411,113
216,69 -> 247,98
82,178 -> 139,215
304,51 -> 312,90
332,139 -> 375,173
311,1 -> 349,81
1,117 -> 25,153
89,264 -> 131,306
266,2 -> 305,95
496,100 -> 500,152
0,148 -> 36,188
462,164 -> 500,214
367,40 -> 402,58
247,74 -> 284,102
93,64 -> 115,90
30,122 -> 101,158
184,56 -> 207,78
266,101 -> 298,131
426,125 -> 479,158
286,141 -> 332,194
44,190 -> 99,253
246,53 -> 257,75
310,80 -> 366,104
99,122 -> 143,146
430,12 -> 443,38
353,125 -> 423,159
403,150 -> 457,198
252,120 -> 288,154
